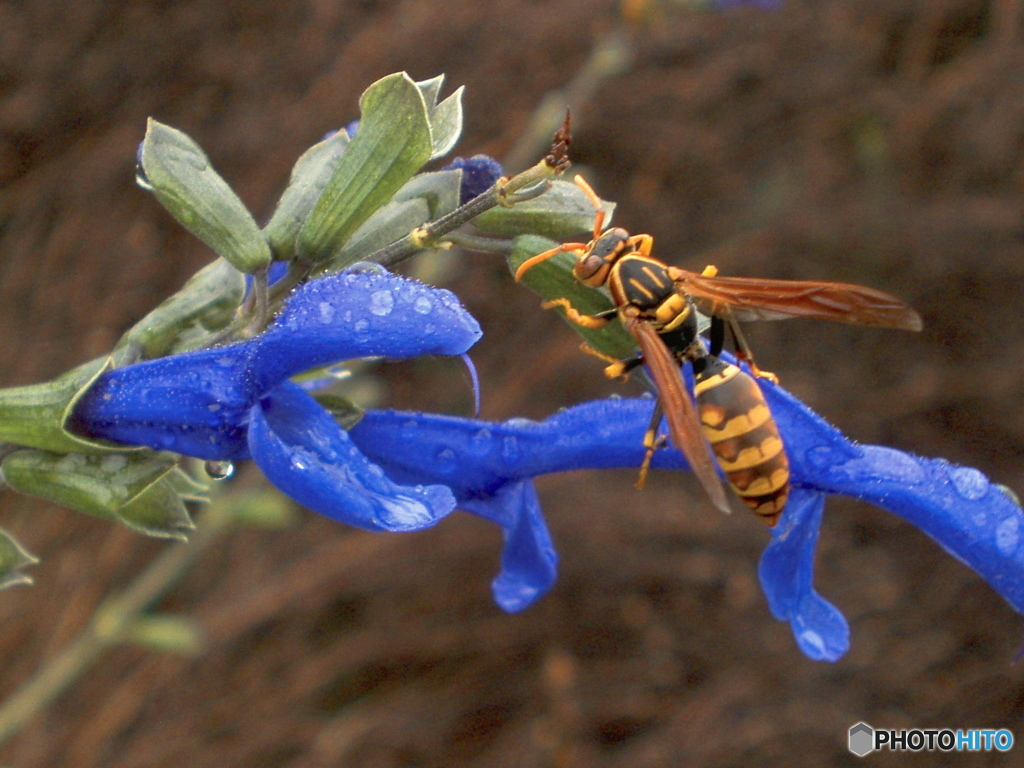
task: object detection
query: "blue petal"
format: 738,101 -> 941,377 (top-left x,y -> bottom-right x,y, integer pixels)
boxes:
68,345 -> 257,460
248,382 -> 456,531
349,398 -> 689,496
461,481 -> 558,612
761,381 -> 1024,616
250,270 -> 481,393
71,271 -> 480,459
758,488 -> 850,662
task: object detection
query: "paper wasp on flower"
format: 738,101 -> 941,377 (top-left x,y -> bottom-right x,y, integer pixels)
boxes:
515,176 -> 923,526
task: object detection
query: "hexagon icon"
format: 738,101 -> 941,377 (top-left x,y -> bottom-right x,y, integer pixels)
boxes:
849,722 -> 874,757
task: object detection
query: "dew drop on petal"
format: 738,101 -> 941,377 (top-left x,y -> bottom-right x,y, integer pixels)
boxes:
950,466 -> 989,501
996,515 -> 1020,556
204,460 -> 235,480
435,448 -> 457,474
353,318 -> 370,334
423,323 -> 435,335
501,435 -> 521,463
413,295 -> 433,314
318,301 -> 335,324
369,290 -> 394,316
470,428 -> 493,456
798,629 -> 827,658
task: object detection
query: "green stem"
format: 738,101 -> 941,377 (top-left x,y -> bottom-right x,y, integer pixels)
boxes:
0,495 -> 234,748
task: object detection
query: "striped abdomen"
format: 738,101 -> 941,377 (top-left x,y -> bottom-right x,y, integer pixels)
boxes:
693,358 -> 789,526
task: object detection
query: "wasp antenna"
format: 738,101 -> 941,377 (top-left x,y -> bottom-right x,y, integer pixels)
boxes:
544,109 -> 572,173
573,175 -> 606,238
514,242 -> 585,281
460,353 -> 481,417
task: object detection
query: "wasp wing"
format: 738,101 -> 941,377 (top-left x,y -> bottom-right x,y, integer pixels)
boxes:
671,270 -> 923,331
624,314 -> 731,515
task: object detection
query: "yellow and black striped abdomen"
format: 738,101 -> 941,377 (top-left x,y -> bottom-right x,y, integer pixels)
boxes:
693,359 -> 789,526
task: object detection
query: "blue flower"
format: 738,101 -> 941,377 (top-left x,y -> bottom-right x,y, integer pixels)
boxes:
348,374 -> 1024,662
441,155 -> 505,204
69,270 -> 481,533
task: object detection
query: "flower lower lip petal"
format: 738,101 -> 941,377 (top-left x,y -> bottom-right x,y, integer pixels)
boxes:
248,382 -> 455,532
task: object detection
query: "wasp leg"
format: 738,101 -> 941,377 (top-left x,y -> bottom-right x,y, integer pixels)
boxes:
541,298 -> 617,329
578,343 -> 645,380
637,398 -> 667,490
626,234 -> 655,258
728,318 -> 778,383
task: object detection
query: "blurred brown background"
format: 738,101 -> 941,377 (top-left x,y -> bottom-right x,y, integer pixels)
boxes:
2,0 -> 1024,765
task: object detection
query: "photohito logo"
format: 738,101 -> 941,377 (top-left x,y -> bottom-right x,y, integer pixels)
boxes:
848,722 -> 1014,757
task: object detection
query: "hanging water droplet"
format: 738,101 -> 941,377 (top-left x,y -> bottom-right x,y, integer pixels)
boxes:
204,460 -> 235,480
368,290 -> 394,316
135,167 -> 154,191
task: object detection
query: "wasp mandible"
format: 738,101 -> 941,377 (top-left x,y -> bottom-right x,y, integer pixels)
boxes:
515,176 -> 922,526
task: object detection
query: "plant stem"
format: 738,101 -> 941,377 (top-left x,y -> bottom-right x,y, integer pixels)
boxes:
0,494 -> 234,748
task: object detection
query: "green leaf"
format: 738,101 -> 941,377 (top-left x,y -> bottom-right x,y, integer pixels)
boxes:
1,450 -> 194,540
472,178 -> 614,241
330,171 -> 461,268
125,614 -> 204,656
508,235 -> 637,362
263,130 -> 351,260
141,118 -> 272,273
296,73 -> 433,265
115,258 -> 246,359
0,528 -> 39,590
0,358 -> 139,454
416,75 -> 464,160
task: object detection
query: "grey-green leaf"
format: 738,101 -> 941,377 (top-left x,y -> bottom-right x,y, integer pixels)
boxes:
416,75 -> 464,160
0,528 -> 39,590
141,118 -> 272,273
263,130 -> 351,260
2,450 -> 194,540
472,178 -> 614,241
115,258 -> 246,360
330,170 -> 461,268
296,73 -> 433,265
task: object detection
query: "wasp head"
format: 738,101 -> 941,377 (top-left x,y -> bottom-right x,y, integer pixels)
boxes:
574,227 -> 631,287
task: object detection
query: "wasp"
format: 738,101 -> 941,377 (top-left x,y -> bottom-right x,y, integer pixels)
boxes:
515,176 -> 922,526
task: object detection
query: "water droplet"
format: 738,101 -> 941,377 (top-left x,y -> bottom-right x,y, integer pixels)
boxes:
435,448 -> 457,474
950,466 -> 989,500
413,296 -> 433,314
997,484 -> 1021,506
400,419 -> 419,439
369,290 -> 394,316
501,435 -> 521,463
996,515 -> 1020,556
204,460 -> 235,480
207,403 -> 221,412
470,428 -> 493,456
798,629 -> 826,658
345,261 -> 389,275
318,301 -> 335,324
353,318 -> 370,333
134,169 -> 154,191
423,323 -> 435,335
